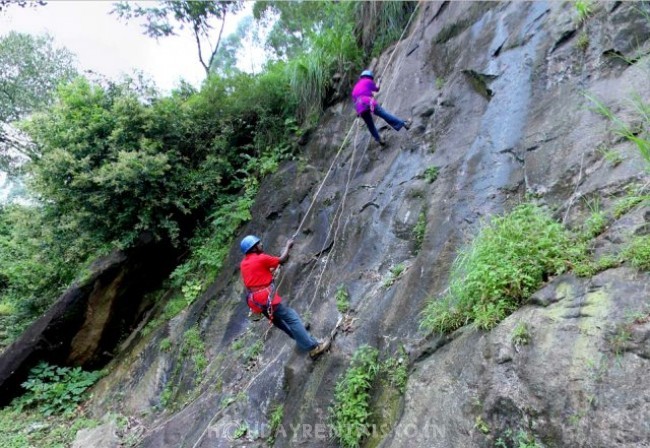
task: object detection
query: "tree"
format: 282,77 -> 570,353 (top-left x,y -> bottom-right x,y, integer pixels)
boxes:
112,1 -> 242,76
253,0 -> 327,59
0,1 -> 45,12
0,32 -> 77,173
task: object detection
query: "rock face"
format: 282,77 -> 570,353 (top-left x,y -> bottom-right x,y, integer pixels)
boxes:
0,235 -> 179,406
77,2 -> 650,448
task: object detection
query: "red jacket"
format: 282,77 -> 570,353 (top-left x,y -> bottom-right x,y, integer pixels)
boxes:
240,252 -> 283,312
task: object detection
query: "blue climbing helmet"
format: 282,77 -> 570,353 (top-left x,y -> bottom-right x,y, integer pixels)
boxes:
240,235 -> 261,254
360,69 -> 374,79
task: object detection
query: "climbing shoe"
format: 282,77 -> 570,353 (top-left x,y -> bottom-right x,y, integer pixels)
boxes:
403,119 -> 412,131
378,137 -> 386,146
309,339 -> 330,359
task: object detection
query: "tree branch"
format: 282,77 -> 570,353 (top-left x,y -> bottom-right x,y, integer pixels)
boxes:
208,10 -> 227,75
194,25 -> 209,75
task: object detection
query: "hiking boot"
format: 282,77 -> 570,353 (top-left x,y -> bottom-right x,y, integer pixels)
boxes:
309,339 -> 330,359
403,119 -> 412,131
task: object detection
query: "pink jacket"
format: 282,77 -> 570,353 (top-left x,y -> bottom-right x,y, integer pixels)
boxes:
351,77 -> 379,115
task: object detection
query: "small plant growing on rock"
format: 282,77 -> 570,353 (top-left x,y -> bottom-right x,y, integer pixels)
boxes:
243,339 -> 264,363
382,348 -> 408,393
423,166 -> 440,183
233,422 -> 248,439
581,199 -> 607,240
495,429 -> 543,448
621,236 -> 650,271
267,404 -> 284,445
383,263 -> 406,288
159,338 -> 172,352
576,31 -> 589,52
474,416 -> 490,434
413,210 -> 427,253
511,322 -> 531,346
336,284 -> 350,313
330,345 -> 380,448
597,145 -> 623,166
574,0 -> 593,24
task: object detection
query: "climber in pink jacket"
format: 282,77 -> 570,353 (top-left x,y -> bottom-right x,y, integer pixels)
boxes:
351,69 -> 410,145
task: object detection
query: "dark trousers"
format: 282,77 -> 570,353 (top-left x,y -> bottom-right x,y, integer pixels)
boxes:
360,105 -> 406,142
264,303 -> 318,351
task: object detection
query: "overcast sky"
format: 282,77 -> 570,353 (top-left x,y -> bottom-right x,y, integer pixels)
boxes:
0,1 -> 251,92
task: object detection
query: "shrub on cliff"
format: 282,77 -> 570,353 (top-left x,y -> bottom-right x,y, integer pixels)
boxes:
420,204 -> 583,333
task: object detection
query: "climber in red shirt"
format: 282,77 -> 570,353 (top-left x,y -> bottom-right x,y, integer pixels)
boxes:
239,235 -> 329,358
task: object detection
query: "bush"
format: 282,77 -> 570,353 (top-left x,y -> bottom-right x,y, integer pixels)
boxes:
13,362 -> 104,416
622,236 -> 650,271
420,204 -> 581,333
336,284 -> 350,313
331,346 -> 379,448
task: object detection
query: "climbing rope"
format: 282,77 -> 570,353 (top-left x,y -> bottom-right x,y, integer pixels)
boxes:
379,1 -> 421,106
189,7 -> 423,447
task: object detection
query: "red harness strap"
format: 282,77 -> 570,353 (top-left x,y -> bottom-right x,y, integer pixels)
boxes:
246,283 -> 276,321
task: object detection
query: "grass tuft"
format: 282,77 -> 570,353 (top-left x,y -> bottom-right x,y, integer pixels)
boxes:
420,204 -> 581,333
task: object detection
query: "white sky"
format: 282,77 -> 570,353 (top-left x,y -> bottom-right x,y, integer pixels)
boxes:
0,1 -> 254,92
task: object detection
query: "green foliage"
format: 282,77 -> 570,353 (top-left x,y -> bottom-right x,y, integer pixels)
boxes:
0,32 -> 76,122
267,404 -> 284,445
233,422 -> 248,439
511,322 -> 531,346
475,416 -> 490,434
420,204 -> 581,333
354,1 -> 418,57
413,210 -> 427,254
383,263 -> 406,288
331,345 -> 380,448
597,145 -> 623,166
436,77 -> 445,90
581,199 -> 607,240
622,236 -> 650,271
181,326 -> 207,374
336,284 -> 350,313
113,1 -> 241,74
574,0 -> 593,24
285,2 -> 363,121
587,93 -> 650,166
181,279 -> 202,306
609,325 -> 632,358
381,349 -> 408,393
0,406 -> 98,448
423,166 -> 439,183
613,192 -> 649,218
13,362 -> 104,417
573,253 -> 620,278
243,339 -> 264,363
159,338 -> 172,352
576,31 -> 589,52
495,429 -> 543,448
0,204 -> 103,348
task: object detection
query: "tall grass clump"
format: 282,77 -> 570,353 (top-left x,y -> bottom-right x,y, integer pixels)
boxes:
420,204 -> 580,333
354,1 -> 417,56
286,2 -> 362,122
587,93 -> 650,166
330,345 -> 380,448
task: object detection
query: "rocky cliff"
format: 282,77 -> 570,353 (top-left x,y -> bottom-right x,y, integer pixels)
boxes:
70,2 -> 650,447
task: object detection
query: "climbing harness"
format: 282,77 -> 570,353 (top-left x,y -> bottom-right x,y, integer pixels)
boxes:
245,282 -> 276,321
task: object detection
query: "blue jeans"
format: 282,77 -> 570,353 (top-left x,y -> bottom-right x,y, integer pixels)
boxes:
360,105 -> 406,142
265,303 -> 318,351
